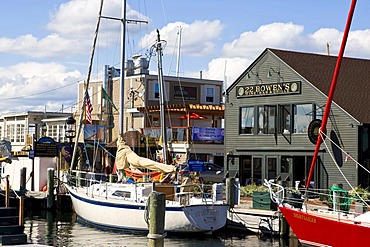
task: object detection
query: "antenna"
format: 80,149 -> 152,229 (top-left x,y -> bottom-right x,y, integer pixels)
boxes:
326,42 -> 330,55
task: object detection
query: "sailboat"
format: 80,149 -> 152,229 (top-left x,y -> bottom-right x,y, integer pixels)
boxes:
64,0 -> 227,234
265,0 -> 370,246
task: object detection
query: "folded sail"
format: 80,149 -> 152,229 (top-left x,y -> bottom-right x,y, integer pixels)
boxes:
115,135 -> 176,173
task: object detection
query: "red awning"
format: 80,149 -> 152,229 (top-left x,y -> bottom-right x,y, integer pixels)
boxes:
180,112 -> 207,120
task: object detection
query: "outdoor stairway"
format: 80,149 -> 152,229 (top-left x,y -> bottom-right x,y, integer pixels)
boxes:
0,207 -> 27,245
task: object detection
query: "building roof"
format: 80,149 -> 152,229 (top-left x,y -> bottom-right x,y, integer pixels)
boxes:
269,48 -> 370,124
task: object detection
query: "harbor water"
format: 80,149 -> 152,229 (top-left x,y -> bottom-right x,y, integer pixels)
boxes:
23,211 -> 301,247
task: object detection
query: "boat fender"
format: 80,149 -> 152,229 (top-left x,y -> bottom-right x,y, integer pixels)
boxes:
42,185 -> 47,192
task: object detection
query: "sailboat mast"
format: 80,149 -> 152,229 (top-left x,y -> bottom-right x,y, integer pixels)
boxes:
306,0 -> 357,188
70,0 -> 104,171
119,0 -> 127,135
176,26 -> 182,77
156,30 -> 168,165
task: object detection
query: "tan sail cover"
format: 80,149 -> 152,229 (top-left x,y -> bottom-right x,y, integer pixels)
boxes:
115,135 -> 176,173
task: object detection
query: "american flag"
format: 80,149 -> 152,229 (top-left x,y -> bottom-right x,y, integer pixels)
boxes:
85,92 -> 93,124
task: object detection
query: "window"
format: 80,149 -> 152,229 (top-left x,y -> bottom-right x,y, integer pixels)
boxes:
206,87 -> 214,103
240,107 -> 254,134
258,106 -> 276,134
294,103 -> 313,133
280,104 -> 292,134
154,82 -> 159,99
16,124 -> 25,142
6,124 -> 14,142
150,81 -> 169,101
315,104 -> 323,120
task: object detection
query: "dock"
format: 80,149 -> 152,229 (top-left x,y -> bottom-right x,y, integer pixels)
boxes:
226,198 -> 282,236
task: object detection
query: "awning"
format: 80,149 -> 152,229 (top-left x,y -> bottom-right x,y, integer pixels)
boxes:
180,112 -> 207,120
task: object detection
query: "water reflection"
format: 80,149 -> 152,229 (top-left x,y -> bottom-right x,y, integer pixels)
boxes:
23,211 -> 301,246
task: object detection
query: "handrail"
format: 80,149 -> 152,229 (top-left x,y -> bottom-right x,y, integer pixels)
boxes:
1,175 -> 24,226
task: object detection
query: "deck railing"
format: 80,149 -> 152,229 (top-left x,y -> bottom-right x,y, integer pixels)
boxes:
142,126 -> 224,144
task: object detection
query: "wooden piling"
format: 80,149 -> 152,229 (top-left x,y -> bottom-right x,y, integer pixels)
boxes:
20,167 -> 26,192
147,192 -> 166,247
279,211 -> 290,238
47,168 -> 54,210
226,177 -> 236,208
5,175 -> 9,207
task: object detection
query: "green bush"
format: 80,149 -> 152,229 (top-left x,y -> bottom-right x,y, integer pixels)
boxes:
240,184 -> 268,197
348,186 -> 370,202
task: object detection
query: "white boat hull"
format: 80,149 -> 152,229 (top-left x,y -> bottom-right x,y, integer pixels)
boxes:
66,184 -> 227,233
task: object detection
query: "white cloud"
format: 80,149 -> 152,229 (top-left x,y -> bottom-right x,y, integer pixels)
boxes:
139,20 -> 224,57
200,57 -> 252,88
0,62 -> 82,113
222,22 -> 305,59
0,0 -> 149,59
198,22 -> 370,88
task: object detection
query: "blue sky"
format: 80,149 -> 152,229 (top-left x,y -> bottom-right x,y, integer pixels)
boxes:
0,0 -> 369,114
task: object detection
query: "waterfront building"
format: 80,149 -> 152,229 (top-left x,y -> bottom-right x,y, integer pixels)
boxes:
225,48 -> 370,189
75,56 -> 225,169
0,111 -> 72,191
0,111 -> 72,154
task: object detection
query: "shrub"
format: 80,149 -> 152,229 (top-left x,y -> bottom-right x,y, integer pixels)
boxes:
240,184 -> 268,197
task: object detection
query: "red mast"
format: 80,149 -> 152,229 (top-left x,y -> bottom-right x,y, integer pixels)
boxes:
306,0 -> 357,188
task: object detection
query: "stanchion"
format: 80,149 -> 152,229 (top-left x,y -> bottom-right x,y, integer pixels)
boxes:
19,196 -> 24,226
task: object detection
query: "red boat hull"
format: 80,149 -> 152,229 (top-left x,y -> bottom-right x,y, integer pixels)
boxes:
279,206 -> 370,246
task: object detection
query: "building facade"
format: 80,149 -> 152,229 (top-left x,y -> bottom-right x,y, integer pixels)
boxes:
225,48 -> 370,189
0,111 -> 72,154
76,59 -> 225,167
0,111 -> 72,191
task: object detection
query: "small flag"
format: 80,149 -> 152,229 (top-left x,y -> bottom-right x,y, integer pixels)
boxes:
345,152 -> 351,162
102,87 -> 118,111
85,92 -> 93,124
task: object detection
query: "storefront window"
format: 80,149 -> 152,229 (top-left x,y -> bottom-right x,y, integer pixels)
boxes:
280,104 -> 291,134
258,106 -> 276,134
240,107 -> 254,134
294,103 -> 313,133
315,104 -> 323,120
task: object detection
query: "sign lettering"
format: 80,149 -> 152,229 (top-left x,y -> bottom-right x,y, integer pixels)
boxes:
237,81 -> 301,98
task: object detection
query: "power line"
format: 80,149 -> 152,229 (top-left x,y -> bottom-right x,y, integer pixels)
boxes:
1,80 -> 79,101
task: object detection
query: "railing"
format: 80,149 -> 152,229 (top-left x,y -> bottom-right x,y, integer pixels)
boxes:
1,175 -> 24,226
142,126 -> 224,144
66,170 -> 220,204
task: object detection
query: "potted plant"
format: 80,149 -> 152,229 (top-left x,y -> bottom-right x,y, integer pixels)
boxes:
285,187 -> 304,209
239,184 -> 277,210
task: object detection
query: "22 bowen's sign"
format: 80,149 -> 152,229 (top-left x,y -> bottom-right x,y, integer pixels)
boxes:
236,81 -> 301,98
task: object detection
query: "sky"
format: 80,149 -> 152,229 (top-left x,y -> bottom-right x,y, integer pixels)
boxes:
0,0 -> 370,114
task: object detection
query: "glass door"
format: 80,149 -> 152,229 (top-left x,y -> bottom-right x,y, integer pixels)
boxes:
252,157 -> 262,185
